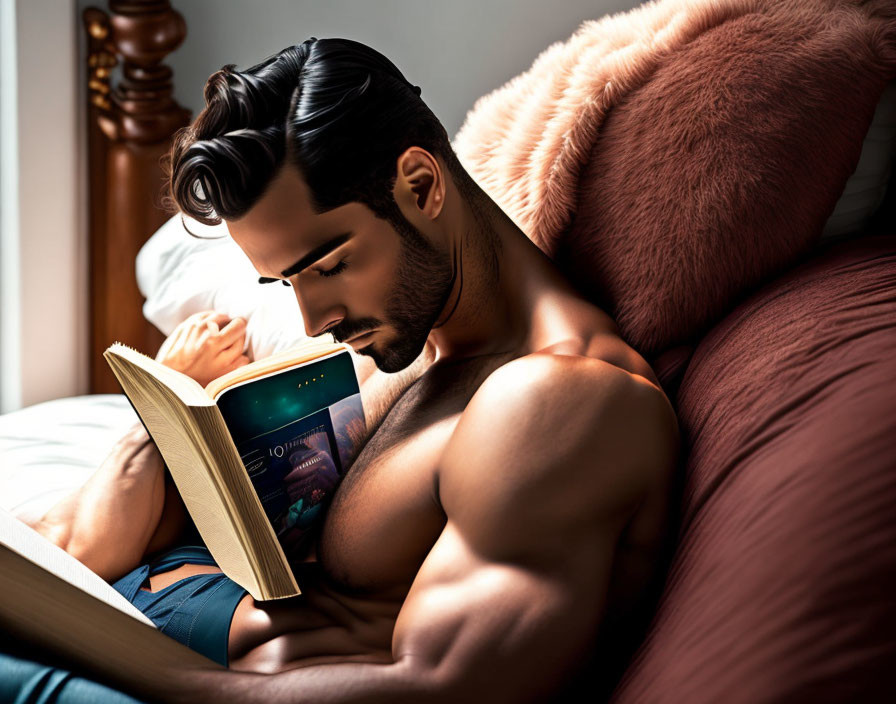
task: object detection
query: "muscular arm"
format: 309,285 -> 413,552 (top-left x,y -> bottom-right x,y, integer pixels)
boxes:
148,355 -> 679,703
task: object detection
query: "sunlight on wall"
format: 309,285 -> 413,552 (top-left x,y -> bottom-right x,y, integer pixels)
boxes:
1,0 -> 86,413
0,0 -> 22,412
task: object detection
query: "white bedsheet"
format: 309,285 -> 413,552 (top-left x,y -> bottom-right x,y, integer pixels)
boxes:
0,394 -> 139,524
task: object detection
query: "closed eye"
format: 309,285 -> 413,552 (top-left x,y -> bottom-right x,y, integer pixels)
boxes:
257,257 -> 348,285
318,259 -> 348,278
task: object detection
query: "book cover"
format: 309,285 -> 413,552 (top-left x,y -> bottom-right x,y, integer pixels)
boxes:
214,349 -> 364,560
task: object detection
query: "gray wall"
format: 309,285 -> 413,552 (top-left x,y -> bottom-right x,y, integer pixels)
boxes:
2,0 -> 83,411
84,0 -> 642,140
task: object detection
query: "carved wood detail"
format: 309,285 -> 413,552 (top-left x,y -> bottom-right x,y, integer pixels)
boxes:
84,0 -> 190,394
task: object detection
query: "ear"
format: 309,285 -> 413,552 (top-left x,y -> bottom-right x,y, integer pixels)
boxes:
393,147 -> 445,220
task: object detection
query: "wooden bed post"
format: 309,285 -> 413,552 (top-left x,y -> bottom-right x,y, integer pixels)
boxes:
83,0 -> 190,394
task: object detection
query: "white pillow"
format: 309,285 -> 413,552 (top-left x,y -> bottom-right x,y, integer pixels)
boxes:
136,214 -> 309,361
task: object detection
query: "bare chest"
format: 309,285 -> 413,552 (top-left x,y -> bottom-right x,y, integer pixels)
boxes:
316,352 -> 516,598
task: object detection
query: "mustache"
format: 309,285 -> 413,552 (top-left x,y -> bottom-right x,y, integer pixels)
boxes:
330,319 -> 380,343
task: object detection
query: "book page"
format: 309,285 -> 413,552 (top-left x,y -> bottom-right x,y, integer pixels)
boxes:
205,340 -> 344,400
0,508 -> 154,626
105,344 -> 301,600
327,392 -> 367,472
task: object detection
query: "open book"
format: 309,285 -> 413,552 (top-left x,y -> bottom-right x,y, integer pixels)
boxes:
0,507 -> 219,683
104,339 -> 366,601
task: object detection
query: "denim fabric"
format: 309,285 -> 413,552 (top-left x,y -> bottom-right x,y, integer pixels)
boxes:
111,544 -> 248,666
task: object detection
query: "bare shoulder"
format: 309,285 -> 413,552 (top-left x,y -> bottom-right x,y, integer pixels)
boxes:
469,351 -> 679,478
438,352 -> 680,552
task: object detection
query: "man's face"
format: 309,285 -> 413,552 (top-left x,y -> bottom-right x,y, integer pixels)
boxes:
225,163 -> 454,373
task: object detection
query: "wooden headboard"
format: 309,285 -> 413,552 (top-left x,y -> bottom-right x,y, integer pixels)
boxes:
82,0 -> 191,394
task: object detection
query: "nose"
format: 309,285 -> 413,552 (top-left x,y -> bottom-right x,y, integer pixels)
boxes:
291,280 -> 344,339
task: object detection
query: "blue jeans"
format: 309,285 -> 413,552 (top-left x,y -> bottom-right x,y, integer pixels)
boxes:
110,543 -> 248,667
0,649 -> 145,704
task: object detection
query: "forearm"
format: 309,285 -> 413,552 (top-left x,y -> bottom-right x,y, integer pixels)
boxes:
30,422 -> 167,581
156,658 -> 433,704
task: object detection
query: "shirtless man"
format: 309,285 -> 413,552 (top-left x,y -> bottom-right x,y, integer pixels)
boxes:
32,37 -> 679,702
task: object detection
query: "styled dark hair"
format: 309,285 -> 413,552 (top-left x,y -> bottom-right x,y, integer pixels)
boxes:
162,37 -> 479,234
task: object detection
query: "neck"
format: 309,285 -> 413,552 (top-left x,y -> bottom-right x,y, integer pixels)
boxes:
426,182 -> 580,363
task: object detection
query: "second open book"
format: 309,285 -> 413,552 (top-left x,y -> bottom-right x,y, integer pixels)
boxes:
104,339 -> 366,600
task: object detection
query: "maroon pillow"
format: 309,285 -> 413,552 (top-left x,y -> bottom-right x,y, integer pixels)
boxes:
454,0 -> 896,360
559,2 -> 896,357
609,234 -> 896,703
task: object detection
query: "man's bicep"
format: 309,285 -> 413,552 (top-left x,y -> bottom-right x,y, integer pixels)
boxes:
437,355 -> 672,561
154,358 -> 675,704
390,357 -> 669,700
391,517 -> 617,702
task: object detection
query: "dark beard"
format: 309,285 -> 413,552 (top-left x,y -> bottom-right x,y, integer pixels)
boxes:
364,212 -> 455,373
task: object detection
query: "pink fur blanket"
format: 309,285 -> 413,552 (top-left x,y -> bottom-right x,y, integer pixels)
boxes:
452,0 -> 896,356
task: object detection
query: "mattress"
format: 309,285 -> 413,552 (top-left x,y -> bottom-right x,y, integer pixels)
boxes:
0,394 -> 139,524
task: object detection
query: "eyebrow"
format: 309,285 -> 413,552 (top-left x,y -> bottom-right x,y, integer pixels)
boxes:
257,232 -> 352,284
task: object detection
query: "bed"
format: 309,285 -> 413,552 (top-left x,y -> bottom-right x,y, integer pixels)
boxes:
3,0 -> 896,701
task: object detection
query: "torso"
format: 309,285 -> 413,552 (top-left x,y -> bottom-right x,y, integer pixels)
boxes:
187,300 -> 673,673
317,348 -> 517,598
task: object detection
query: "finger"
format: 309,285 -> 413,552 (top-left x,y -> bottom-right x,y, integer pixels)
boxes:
220,328 -> 244,349
217,339 -> 244,366
191,311 -> 225,339
201,315 -> 241,350
170,316 -> 192,340
187,310 -> 215,326
203,312 -> 231,336
184,319 -> 205,347
161,323 -> 188,356
219,316 -> 246,335
217,317 -> 247,347
208,312 -> 231,326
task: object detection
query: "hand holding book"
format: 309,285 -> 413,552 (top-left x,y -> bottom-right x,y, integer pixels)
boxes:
155,310 -> 251,387
104,330 -> 366,600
